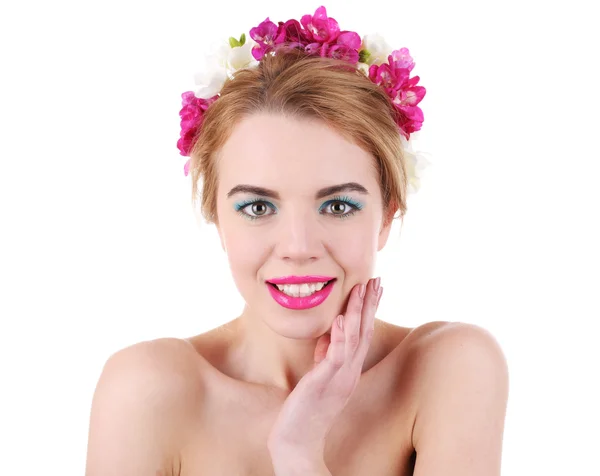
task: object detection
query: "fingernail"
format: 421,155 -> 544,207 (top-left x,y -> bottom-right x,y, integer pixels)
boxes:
359,283 -> 366,299
374,277 -> 381,292
376,286 -> 383,306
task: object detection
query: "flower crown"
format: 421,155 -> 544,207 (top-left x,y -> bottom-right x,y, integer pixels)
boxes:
177,5 -> 430,193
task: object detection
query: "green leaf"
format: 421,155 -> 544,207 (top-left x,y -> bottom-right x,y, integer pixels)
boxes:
229,36 -> 241,48
239,33 -> 246,46
358,49 -> 371,64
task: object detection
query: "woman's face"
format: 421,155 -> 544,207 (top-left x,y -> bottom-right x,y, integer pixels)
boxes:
214,112 -> 393,327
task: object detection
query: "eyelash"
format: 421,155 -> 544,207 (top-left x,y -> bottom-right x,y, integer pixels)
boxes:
234,195 -> 364,221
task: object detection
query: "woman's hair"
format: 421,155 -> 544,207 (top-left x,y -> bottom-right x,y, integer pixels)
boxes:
188,46 -> 408,228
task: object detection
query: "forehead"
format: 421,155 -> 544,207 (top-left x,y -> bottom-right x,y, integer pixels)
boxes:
217,113 -> 378,192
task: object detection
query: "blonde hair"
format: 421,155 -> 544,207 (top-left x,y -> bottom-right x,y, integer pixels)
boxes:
188,46 -> 408,228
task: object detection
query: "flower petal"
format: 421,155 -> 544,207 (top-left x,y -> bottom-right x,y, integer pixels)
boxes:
249,17 -> 279,59
336,31 -> 361,50
389,48 -> 414,71
227,40 -> 257,70
301,6 -> 340,42
361,33 -> 393,65
277,19 -> 311,44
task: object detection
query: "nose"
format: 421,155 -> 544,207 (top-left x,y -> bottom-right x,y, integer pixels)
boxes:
274,206 -> 323,263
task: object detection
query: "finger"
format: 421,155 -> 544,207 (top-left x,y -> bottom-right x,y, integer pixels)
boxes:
359,278 -> 379,338
355,283 -> 382,367
344,281 -> 367,361
324,314 -> 346,370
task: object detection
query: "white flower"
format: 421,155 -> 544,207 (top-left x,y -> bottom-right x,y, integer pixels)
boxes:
194,68 -> 228,99
361,33 -> 393,65
193,36 -> 259,99
357,62 -> 370,77
227,39 -> 259,71
401,133 -> 432,195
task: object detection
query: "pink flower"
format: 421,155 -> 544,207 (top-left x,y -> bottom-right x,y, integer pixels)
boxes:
177,91 -> 219,160
249,17 -> 284,60
303,40 -> 359,63
389,47 -> 415,71
249,6 -> 361,64
301,6 -> 340,43
368,48 -> 426,139
179,7 -> 427,182
327,31 -> 361,62
277,19 -> 312,46
300,7 -> 360,62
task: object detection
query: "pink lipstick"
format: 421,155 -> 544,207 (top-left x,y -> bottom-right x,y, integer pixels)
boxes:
265,276 -> 336,310
266,275 -> 335,285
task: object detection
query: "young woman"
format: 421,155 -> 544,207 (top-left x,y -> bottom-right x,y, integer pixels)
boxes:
85,7 -> 509,476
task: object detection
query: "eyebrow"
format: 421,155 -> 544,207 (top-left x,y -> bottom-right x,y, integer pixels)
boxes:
226,182 -> 370,200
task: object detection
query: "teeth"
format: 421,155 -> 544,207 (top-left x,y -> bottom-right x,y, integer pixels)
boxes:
274,281 -> 329,297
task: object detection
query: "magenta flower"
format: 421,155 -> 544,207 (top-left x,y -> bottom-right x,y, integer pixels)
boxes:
249,6 -> 361,64
249,17 -> 284,60
179,6 -> 427,170
177,91 -> 219,162
302,41 -> 357,63
327,31 -> 361,62
300,6 -> 340,43
389,47 -> 415,71
277,19 -> 312,46
369,48 -> 426,139
300,7 -> 360,62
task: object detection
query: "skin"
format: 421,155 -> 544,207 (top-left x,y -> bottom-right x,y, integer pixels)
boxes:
213,112 -> 394,395
84,113 -> 509,476
267,277 -> 383,467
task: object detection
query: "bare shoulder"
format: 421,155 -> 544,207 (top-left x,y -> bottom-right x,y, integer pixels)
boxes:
402,320 -> 508,392
86,338 -> 205,476
407,321 -> 506,377
103,337 -> 206,401
404,320 -> 506,358
401,321 -> 509,474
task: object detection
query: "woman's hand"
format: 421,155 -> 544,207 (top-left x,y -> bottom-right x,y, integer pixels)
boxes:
267,277 -> 383,461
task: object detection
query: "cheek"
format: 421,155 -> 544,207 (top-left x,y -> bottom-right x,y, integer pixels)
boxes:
223,232 -> 268,283
329,226 -> 378,274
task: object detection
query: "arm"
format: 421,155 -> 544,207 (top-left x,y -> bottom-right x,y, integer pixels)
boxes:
85,338 -> 202,476
411,322 -> 510,476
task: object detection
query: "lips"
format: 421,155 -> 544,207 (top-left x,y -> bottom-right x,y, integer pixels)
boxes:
266,279 -> 336,310
266,275 -> 335,285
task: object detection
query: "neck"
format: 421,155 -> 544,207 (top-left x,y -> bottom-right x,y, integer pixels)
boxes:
226,305 -> 330,392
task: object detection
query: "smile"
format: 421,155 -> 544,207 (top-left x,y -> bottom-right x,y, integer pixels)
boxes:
266,279 -> 336,310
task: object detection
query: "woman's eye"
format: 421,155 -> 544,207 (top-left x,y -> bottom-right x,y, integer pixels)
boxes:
241,201 -> 274,218
237,197 -> 360,221
325,201 -> 352,215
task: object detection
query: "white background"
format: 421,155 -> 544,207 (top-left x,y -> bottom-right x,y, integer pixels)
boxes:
1,0 -> 598,474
